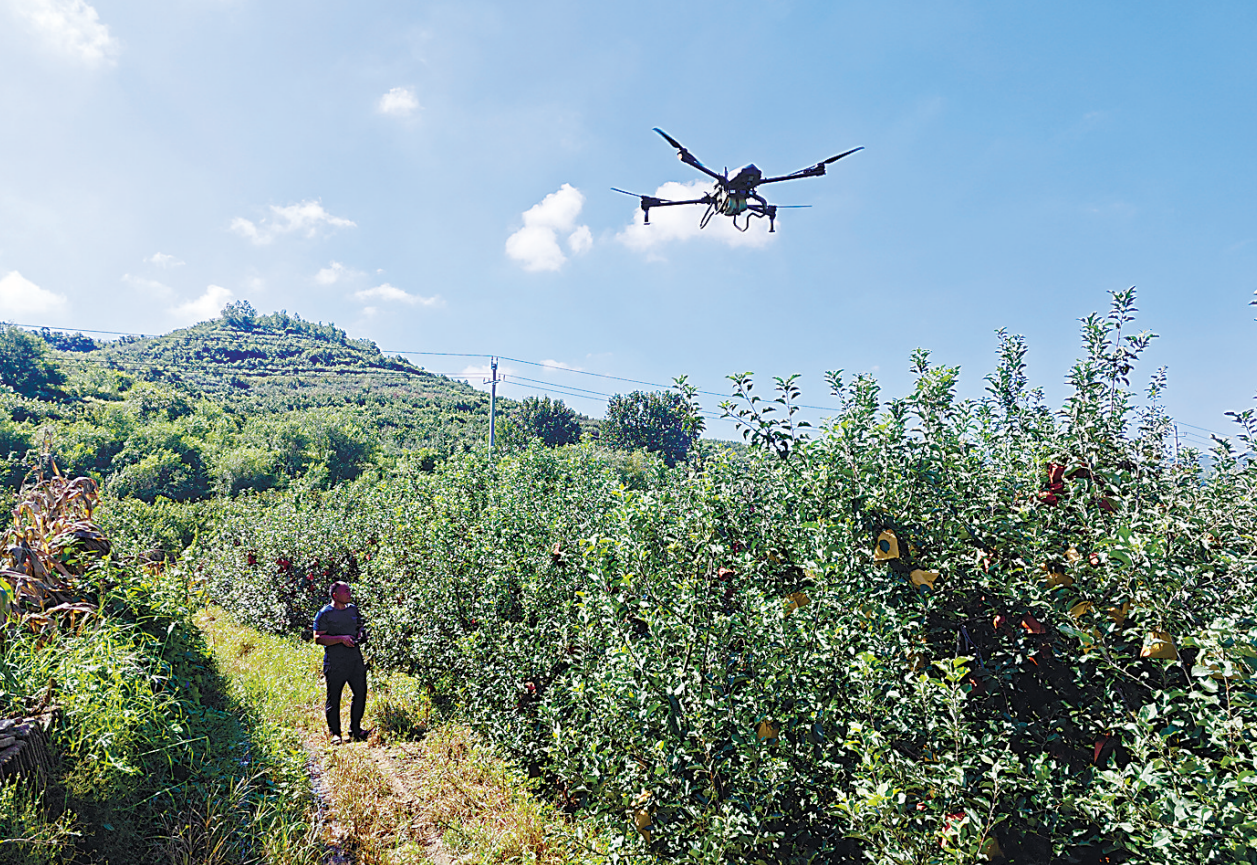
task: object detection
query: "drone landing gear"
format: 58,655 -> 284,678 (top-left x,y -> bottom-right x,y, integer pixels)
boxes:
699,203 -> 717,230
731,205 -> 778,233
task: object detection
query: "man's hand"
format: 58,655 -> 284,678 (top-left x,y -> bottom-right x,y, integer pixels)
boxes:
340,635 -> 355,648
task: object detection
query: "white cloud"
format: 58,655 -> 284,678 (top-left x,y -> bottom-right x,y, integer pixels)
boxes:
505,184 -> 593,272
377,86 -> 420,117
315,260 -> 359,285
230,200 -> 356,245
170,285 -> 232,324
616,181 -> 775,253
539,359 -> 583,374
0,271 -> 68,317
145,252 -> 184,268
353,283 -> 443,307
505,226 -> 566,272
122,273 -> 174,299
568,225 -> 593,255
8,0 -> 119,67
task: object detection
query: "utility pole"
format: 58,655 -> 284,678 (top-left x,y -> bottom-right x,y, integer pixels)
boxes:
484,357 -> 501,456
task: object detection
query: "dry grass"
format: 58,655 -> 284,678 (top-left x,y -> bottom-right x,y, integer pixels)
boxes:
402,724 -> 570,865
316,716 -> 575,865
322,743 -> 417,863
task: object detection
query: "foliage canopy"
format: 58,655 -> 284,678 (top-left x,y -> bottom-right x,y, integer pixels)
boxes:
499,395 -> 583,450
0,324 -> 65,399
602,387 -> 701,467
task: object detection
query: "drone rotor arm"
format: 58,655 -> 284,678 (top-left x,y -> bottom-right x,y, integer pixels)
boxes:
633,193 -> 713,226
758,146 -> 864,186
647,197 -> 711,207
613,188 -> 708,210
757,167 -> 825,185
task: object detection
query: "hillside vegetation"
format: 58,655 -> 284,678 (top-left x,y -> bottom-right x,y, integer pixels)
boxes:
0,304 -> 527,501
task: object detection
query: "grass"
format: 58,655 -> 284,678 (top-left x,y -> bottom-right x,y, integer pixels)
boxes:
0,581 -> 324,865
402,723 -> 569,864
0,783 -> 78,865
197,608 -> 583,865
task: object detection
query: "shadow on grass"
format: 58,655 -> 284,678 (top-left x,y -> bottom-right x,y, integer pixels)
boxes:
1,591 -> 324,865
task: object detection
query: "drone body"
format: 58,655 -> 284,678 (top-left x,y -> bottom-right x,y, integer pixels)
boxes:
613,129 -> 862,233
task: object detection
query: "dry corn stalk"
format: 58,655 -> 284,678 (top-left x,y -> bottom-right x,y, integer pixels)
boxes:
0,467 -> 107,633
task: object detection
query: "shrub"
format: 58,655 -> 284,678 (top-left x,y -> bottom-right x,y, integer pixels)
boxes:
499,396 -> 583,450
0,326 -> 65,400
107,448 -> 207,503
213,445 -> 282,495
602,389 -> 700,467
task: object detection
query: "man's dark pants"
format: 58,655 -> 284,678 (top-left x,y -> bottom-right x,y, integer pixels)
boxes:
325,657 -> 367,738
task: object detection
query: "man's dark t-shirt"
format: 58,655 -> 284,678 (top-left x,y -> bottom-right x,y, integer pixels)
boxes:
313,603 -> 364,669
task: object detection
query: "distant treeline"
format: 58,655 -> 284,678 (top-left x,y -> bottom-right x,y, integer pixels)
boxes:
0,302 -> 710,501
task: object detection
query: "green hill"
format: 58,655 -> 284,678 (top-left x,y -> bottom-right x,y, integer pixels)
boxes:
89,306 -> 500,451
0,305 -> 522,499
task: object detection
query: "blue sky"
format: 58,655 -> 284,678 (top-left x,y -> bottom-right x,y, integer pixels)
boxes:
1,1 -> 1254,444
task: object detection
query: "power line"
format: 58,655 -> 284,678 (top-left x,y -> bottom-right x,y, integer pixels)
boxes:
451,352 -> 843,411
505,375 -> 615,400
12,318 -> 844,409
485,379 -> 722,418
12,320 -> 1245,430
8,322 -> 158,338
1177,421 -> 1231,438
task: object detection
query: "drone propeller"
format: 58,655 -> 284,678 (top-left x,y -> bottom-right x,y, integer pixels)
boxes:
652,128 -> 686,151
759,146 -> 864,186
652,127 -> 725,183
611,187 -> 646,198
818,146 -> 865,166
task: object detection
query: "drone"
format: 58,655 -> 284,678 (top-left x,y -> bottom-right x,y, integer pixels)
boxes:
613,128 -> 863,233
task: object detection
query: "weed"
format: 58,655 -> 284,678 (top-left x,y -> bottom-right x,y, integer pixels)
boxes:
0,783 -> 77,865
367,672 -> 431,741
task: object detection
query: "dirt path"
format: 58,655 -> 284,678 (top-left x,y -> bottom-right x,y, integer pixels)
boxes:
365,745 -> 455,865
300,731 -> 460,865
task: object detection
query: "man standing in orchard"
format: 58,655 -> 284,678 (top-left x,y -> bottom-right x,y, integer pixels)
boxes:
314,581 -> 369,743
